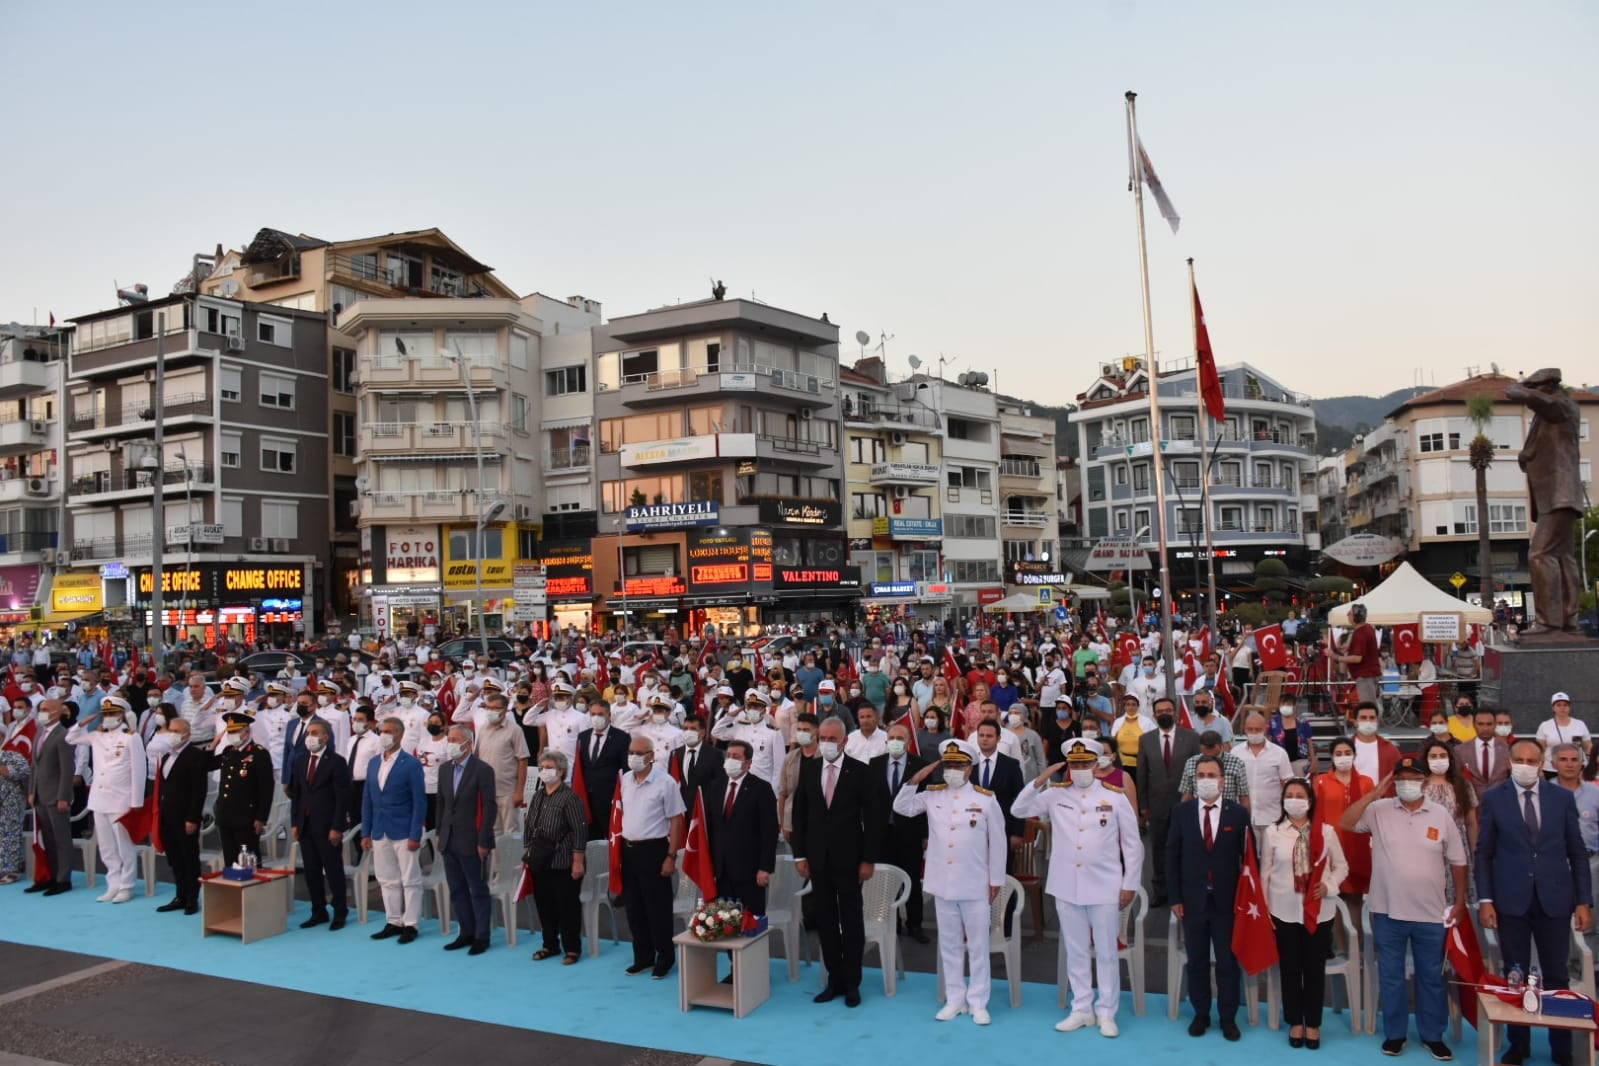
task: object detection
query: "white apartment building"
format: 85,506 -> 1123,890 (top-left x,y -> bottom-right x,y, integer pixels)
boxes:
0,323 -> 65,629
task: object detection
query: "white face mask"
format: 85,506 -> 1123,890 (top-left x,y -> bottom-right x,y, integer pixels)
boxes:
1283,797 -> 1310,820
266,697 -> 281,709
446,741 -> 466,760
219,730 -> 239,746
1332,754 -> 1354,772
352,721 -> 368,735
1394,780 -> 1424,803
818,741 -> 841,762
1510,764 -> 1541,789
378,733 -> 397,752
305,735 -> 325,754
793,729 -> 814,747
886,739 -> 907,757
147,694 -> 162,707
683,732 -> 701,749
1195,778 -> 1222,802
1356,720 -> 1379,737
1428,757 -> 1452,775
590,715 -> 608,731
1245,732 -> 1266,746
1429,723 -> 1449,736
724,758 -> 746,779
400,697 -> 415,708
651,713 -> 667,725
538,767 -> 560,785
627,753 -> 648,773
744,707 -> 764,724
167,730 -> 187,748
923,716 -> 938,730
485,710 -> 503,725
1006,712 -> 1024,728
1070,768 -> 1095,789
943,769 -> 967,789
1495,724 -> 1514,738
1096,754 -> 1114,769
317,695 -> 331,707
1081,730 -> 1099,742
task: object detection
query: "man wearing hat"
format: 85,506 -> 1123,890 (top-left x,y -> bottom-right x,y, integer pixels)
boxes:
636,694 -> 685,768
609,683 -> 644,734
209,703 -> 278,866
711,689 -> 784,788
1506,368 -> 1584,634
895,738 -> 1007,1025
1340,754 -> 1468,1060
314,679 -> 352,752
522,679 -> 586,781
391,680 -> 430,754
1013,737 -> 1144,1037
64,695 -> 148,903
255,681 -> 295,777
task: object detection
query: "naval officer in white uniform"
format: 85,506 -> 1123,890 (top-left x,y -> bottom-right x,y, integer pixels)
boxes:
64,695 -> 148,904
894,738 -> 1008,1025
1012,737 -> 1143,1037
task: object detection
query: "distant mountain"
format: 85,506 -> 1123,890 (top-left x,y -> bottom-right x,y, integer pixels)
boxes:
1310,388 -> 1426,434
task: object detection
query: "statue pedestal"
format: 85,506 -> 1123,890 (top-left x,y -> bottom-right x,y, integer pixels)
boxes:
1481,643 -> 1599,731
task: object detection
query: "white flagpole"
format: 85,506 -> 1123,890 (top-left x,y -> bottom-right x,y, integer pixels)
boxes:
1126,90 -> 1179,700
1188,256 -> 1220,635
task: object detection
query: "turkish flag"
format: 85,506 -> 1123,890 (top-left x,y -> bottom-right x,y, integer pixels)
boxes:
682,789 -> 717,902
606,773 -> 624,896
514,863 -> 535,902
893,712 -> 920,757
1392,624 -> 1424,665
2,717 -> 37,762
1114,632 -> 1141,671
942,646 -> 961,687
30,815 -> 51,886
1231,831 -> 1279,976
1193,281 -> 1225,422
1216,672 -> 1236,719
1198,626 -> 1212,663
1177,696 -> 1195,731
1182,650 -> 1198,691
1445,913 -> 1485,1029
1256,624 -> 1288,671
571,743 -> 590,817
118,766 -> 162,853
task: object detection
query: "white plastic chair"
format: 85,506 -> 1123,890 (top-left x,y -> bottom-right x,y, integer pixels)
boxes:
1265,895 -> 1362,1034
416,831 -> 452,937
341,825 -> 372,924
938,875 -> 1026,1009
1167,906 -> 1260,1024
765,855 -> 811,982
578,838 -> 617,957
489,833 -> 526,945
670,849 -> 699,931
1058,885 -> 1146,1015
1363,906 -> 1460,1041
839,863 -> 909,996
259,792 -> 292,863
72,824 -> 99,889
133,843 -> 158,897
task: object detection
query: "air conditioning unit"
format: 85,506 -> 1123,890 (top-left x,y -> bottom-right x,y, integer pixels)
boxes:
270,538 -> 290,552
39,548 -> 57,564
25,478 -> 47,496
889,431 -> 908,446
799,408 -> 813,420
515,505 -> 533,520
248,537 -> 267,551
893,485 -> 910,500
226,334 -> 245,352
103,439 -> 119,451
29,420 -> 45,434
348,500 -> 361,518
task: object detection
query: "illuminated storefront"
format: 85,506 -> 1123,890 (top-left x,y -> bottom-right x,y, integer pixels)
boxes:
134,563 -> 308,647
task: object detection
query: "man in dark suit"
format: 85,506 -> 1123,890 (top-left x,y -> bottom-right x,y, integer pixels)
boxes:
280,696 -> 322,788
1463,706 -> 1512,805
26,698 -> 76,894
153,718 -> 209,915
871,722 -> 930,942
288,719 -> 351,930
791,716 -> 887,1007
705,739 -> 778,916
670,714 -> 725,813
1165,753 -> 1252,1041
1477,738 -> 1594,1066
437,724 -> 498,955
576,700 -> 630,841
1136,695 -> 1202,907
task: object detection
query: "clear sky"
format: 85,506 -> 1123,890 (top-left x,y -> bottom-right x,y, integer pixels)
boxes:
2,1 -> 1594,401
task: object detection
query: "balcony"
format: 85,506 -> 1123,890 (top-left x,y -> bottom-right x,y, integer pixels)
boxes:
360,490 -> 496,524
360,421 -> 510,456
609,362 -> 833,409
0,474 -> 56,503
841,398 -> 940,431
68,464 -> 215,503
357,354 -> 504,392
0,358 -> 56,398
545,445 -> 593,472
328,251 -> 492,299
66,393 -> 213,440
0,419 -> 50,455
0,530 -> 56,556
1001,510 -> 1050,529
868,461 -> 940,486
999,458 -> 1044,480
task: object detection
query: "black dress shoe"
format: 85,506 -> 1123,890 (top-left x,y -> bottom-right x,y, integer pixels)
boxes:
183,905 -> 199,915
814,986 -> 839,1003
24,882 -> 50,894
43,884 -> 71,896
1288,1034 -> 1304,1049
626,962 -> 652,976
157,899 -> 187,913
844,989 -> 861,1008
329,913 -> 346,931
1500,1048 -> 1527,1066
300,913 -> 329,928
1220,1020 -> 1241,1042
444,935 -> 473,951
371,924 -> 402,940
468,940 -> 488,956
1188,1016 -> 1210,1037
908,927 -> 930,944
397,926 -> 418,944
651,962 -> 673,980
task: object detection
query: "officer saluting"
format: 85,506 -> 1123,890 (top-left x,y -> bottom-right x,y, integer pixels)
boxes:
210,703 -> 277,865
894,738 -> 1007,1026
1012,737 -> 1143,1039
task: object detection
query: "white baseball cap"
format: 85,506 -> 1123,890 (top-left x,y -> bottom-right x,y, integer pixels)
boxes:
1552,691 -> 1572,704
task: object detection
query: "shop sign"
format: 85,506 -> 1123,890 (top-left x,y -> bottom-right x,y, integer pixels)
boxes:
223,567 -> 304,593
870,517 -> 944,540
620,436 -> 719,467
51,571 -> 104,613
868,581 -> 917,597
625,501 -> 719,532
622,575 -> 686,597
758,499 -> 841,527
385,525 -> 440,582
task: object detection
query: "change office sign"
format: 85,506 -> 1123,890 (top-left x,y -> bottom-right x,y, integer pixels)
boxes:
625,501 -> 720,532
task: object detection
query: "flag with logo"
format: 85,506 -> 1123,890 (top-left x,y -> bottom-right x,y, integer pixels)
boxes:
1392,623 -> 1424,664
1231,830 -> 1279,976
1114,632 -> 1141,672
682,789 -> 717,902
1255,624 -> 1288,672
607,773 -> 624,896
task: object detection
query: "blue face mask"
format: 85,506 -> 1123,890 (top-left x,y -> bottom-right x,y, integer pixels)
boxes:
1055,709 -> 1070,721
819,695 -> 833,706
1142,666 -> 1156,676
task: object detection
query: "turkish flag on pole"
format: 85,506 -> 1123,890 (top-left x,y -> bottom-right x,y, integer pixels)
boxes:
515,863 -> 535,902
1114,632 -> 1141,672
682,789 -> 717,902
1256,624 -> 1288,671
1231,831 -> 1280,976
893,712 -> 920,757
1193,280 -> 1225,422
2,717 -> 37,762
1445,913 -> 1486,1029
571,744 -> 590,816
606,773 -> 625,896
30,815 -> 51,886
1177,696 -> 1195,731
942,646 -> 961,687
1182,649 -> 1198,691
1216,672 -> 1237,719
1392,623 -> 1424,665
1198,625 -> 1212,663
118,768 -> 162,853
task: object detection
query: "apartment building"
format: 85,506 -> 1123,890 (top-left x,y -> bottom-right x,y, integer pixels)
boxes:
1070,358 -> 1318,592
591,294 -> 850,633
997,400 -> 1061,597
62,294 -> 329,646
1343,421 -> 1408,547
1315,453 -> 1348,551
0,324 -> 65,632
841,357 -> 945,617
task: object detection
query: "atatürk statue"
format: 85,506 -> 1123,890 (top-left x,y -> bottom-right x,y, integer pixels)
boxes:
1506,368 -> 1584,635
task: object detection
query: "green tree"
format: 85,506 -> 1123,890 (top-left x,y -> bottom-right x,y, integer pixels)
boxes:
1466,395 -> 1495,608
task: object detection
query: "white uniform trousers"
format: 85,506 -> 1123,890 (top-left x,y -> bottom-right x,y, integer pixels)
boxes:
936,897 -> 992,1011
371,837 -> 423,927
93,812 -> 138,895
1057,899 -> 1122,1019
495,795 -> 519,837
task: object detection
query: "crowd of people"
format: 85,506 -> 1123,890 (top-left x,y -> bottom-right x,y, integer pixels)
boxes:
0,611 -> 1592,1063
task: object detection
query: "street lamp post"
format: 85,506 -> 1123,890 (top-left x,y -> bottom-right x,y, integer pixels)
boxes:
615,516 -> 629,637
149,313 -> 166,669
445,343 -> 495,661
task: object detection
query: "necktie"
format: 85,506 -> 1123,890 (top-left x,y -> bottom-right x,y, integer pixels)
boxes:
1163,733 -> 1172,769
724,781 -> 737,821
308,754 -> 318,783
591,730 -> 601,762
824,763 -> 838,808
982,758 -> 992,789
1523,788 -> 1539,837
687,749 -> 696,777
890,760 -> 901,794
1481,742 -> 1490,783
1203,804 -> 1215,850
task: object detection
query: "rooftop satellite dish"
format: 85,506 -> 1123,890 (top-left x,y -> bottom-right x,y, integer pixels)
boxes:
854,330 -> 871,347
908,355 -> 922,370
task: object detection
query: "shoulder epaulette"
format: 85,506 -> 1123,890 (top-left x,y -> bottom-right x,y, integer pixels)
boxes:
926,783 -> 947,791
1049,781 -> 1071,788
972,785 -> 994,796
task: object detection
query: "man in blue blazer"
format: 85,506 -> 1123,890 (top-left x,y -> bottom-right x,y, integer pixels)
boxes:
1477,738 -> 1594,1066
1165,753 -> 1253,1041
361,717 -> 428,944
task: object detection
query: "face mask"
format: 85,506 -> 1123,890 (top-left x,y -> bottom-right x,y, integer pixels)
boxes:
296,704 -> 313,718
317,695 -> 331,707
446,741 -> 466,760
794,729 -> 814,747
1142,666 -> 1156,677
996,674 -> 1008,684
305,735 -> 325,754
1394,780 -> 1424,803
1426,756 -> 1453,775
354,721 -> 372,736
167,731 -> 187,748
819,695 -> 834,706
1097,754 -> 1114,769
1155,714 -> 1175,731
1056,709 -> 1071,722
724,758 -> 746,778
849,688 -> 861,698
651,713 -> 667,725
219,730 -> 240,747
427,723 -> 443,737
818,741 -> 841,762
400,697 -> 416,708
485,710 -> 503,725
626,753 -> 647,773
1082,730 -> 1099,742
1245,732 -> 1266,746
943,769 -> 967,789
1070,768 -> 1095,789
1510,764 -> 1541,789
886,739 -> 907,757
1356,720 -> 1379,737
538,767 -> 560,785
462,667 -> 476,677
1195,778 -> 1222,802
379,733 -> 398,752
1495,724 -> 1514,738
1194,705 -> 1213,718
1283,797 -> 1310,820
744,708 -> 764,725
591,715 -> 608,731
147,694 -> 161,707
1332,754 -> 1354,772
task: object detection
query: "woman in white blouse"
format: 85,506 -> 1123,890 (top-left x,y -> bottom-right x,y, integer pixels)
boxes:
1260,778 -> 1348,1051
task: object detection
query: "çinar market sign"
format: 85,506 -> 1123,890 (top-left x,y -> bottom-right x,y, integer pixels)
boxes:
51,571 -> 103,613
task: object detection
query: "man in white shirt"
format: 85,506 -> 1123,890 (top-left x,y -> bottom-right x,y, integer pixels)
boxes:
176,672 -> 220,745
523,678 -> 587,781
313,680 -> 352,752
1126,656 -> 1166,719
709,690 -> 784,788
64,696 -> 146,903
343,706 -> 381,831
1235,712 -> 1293,844
634,694 -> 685,768
618,735 -> 686,978
845,705 -> 889,763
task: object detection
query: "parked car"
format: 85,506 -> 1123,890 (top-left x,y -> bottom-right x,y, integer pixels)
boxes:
434,637 -> 524,663
235,651 -> 315,677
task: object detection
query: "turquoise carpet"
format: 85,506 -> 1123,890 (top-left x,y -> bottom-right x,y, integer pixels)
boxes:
1,887 -> 1466,1066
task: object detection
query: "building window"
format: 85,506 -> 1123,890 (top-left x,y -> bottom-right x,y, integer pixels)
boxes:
219,366 -> 242,403
260,438 -> 297,475
221,497 -> 244,538
1488,503 -> 1527,533
332,348 -> 356,394
851,437 -> 886,465
448,528 -> 505,560
259,372 -> 295,410
950,559 -> 1001,584
1169,414 -> 1196,441
946,514 -> 996,539
1178,507 -> 1203,535
220,431 -> 242,469
1418,432 -> 1444,453
1219,506 -> 1243,531
1133,509 -> 1151,535
1003,539 -> 1034,563
1132,464 -> 1150,492
256,317 -> 291,347
333,412 -> 356,457
945,466 -> 992,490
1256,507 -> 1276,532
904,550 -> 940,581
203,307 -> 242,337
260,499 -> 299,540
1115,510 -> 1130,532
851,492 -> 886,519
509,394 -> 529,432
1113,465 -> 1127,486
545,365 -> 586,396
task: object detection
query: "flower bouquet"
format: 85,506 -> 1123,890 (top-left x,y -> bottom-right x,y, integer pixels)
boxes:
689,898 -> 745,942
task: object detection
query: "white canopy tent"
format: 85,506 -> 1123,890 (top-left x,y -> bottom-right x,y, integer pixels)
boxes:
1325,561 -> 1493,627
983,592 -> 1047,613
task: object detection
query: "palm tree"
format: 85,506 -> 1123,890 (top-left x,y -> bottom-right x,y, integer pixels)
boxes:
1466,394 -> 1496,608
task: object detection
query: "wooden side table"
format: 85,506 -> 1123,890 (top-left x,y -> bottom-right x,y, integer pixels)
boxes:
1476,992 -> 1597,1066
673,930 -> 771,1019
202,874 -> 290,944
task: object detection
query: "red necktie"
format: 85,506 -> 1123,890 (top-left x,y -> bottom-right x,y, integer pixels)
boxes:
308,754 -> 318,783
1203,804 -> 1215,849
1163,733 -> 1172,769
724,781 -> 737,821
1481,742 -> 1490,783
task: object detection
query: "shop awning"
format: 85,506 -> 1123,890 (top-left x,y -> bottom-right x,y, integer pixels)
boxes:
39,609 -> 103,626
